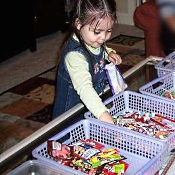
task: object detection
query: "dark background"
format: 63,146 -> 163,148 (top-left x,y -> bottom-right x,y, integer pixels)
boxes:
1,0 -> 69,62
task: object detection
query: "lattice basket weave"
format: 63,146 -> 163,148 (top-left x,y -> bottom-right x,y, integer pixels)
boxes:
155,51 -> 175,77
32,119 -> 167,175
85,90 -> 175,151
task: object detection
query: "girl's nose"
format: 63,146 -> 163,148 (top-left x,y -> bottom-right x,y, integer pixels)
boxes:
100,33 -> 107,42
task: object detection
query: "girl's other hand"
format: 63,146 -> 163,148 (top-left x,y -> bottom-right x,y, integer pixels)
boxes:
108,51 -> 122,65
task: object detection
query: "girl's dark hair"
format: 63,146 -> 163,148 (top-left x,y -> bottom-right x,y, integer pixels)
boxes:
66,0 -> 116,41
61,0 -> 117,62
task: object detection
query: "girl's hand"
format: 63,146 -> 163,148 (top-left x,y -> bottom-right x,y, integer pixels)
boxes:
108,51 -> 122,65
99,111 -> 114,124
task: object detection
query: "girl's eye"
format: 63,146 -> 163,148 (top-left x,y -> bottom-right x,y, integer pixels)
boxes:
107,30 -> 112,33
94,31 -> 100,35
94,29 -> 112,35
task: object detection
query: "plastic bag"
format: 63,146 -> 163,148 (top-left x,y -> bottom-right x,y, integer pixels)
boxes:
105,62 -> 127,95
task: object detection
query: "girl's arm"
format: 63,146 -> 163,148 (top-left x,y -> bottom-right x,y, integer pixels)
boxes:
65,51 -> 114,124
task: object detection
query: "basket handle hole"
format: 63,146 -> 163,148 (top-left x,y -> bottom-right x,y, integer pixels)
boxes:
57,133 -> 71,143
106,101 -> 114,109
152,81 -> 164,89
162,61 -> 169,67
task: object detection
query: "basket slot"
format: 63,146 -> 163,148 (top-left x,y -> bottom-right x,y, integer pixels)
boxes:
162,60 -> 170,67
103,95 -> 115,106
152,81 -> 164,90
103,95 -> 116,112
155,51 -> 175,76
106,101 -> 115,109
57,133 -> 71,143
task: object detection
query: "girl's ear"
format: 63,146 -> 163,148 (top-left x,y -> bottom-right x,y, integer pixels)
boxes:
75,18 -> 82,30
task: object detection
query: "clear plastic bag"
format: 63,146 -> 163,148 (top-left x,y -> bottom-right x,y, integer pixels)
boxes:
105,62 -> 127,95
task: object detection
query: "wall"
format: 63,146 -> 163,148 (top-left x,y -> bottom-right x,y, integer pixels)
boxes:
116,0 -> 139,25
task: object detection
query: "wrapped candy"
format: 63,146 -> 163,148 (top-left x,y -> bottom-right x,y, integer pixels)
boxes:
47,139 -> 129,175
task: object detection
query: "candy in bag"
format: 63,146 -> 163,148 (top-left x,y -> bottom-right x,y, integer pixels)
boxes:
105,62 -> 127,95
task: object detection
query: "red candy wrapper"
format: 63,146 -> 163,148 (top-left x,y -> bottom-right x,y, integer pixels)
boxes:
102,160 -> 129,175
80,138 -> 105,150
47,140 -> 61,157
47,139 -> 129,175
72,141 -> 100,161
47,140 -> 71,160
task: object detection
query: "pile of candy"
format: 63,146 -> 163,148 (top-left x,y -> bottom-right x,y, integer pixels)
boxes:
113,111 -> 175,139
160,89 -> 175,100
47,138 -> 129,175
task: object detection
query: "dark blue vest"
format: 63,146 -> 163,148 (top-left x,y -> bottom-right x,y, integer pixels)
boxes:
52,37 -> 107,119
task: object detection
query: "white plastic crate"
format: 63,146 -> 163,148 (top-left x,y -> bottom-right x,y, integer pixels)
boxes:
32,119 -> 167,175
7,160 -> 71,175
139,71 -> 175,103
84,90 -> 175,151
155,51 -> 175,77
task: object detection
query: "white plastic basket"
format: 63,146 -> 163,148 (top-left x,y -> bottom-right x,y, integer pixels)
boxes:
7,160 -> 70,175
32,119 -> 167,175
155,51 -> 175,77
139,71 -> 175,103
84,90 -> 175,151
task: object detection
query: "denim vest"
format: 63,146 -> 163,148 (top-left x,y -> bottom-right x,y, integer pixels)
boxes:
52,37 -> 107,119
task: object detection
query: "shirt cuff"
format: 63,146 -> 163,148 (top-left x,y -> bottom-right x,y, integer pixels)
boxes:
95,107 -> 109,119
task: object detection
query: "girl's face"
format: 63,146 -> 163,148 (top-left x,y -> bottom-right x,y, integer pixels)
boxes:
77,16 -> 115,48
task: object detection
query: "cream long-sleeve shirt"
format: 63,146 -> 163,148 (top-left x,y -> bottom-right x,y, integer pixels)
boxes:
65,35 -> 115,119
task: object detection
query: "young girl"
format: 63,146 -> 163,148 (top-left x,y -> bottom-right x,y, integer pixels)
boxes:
52,0 -> 122,124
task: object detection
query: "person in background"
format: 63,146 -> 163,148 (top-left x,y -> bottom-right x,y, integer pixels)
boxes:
156,0 -> 175,55
52,0 -> 122,124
